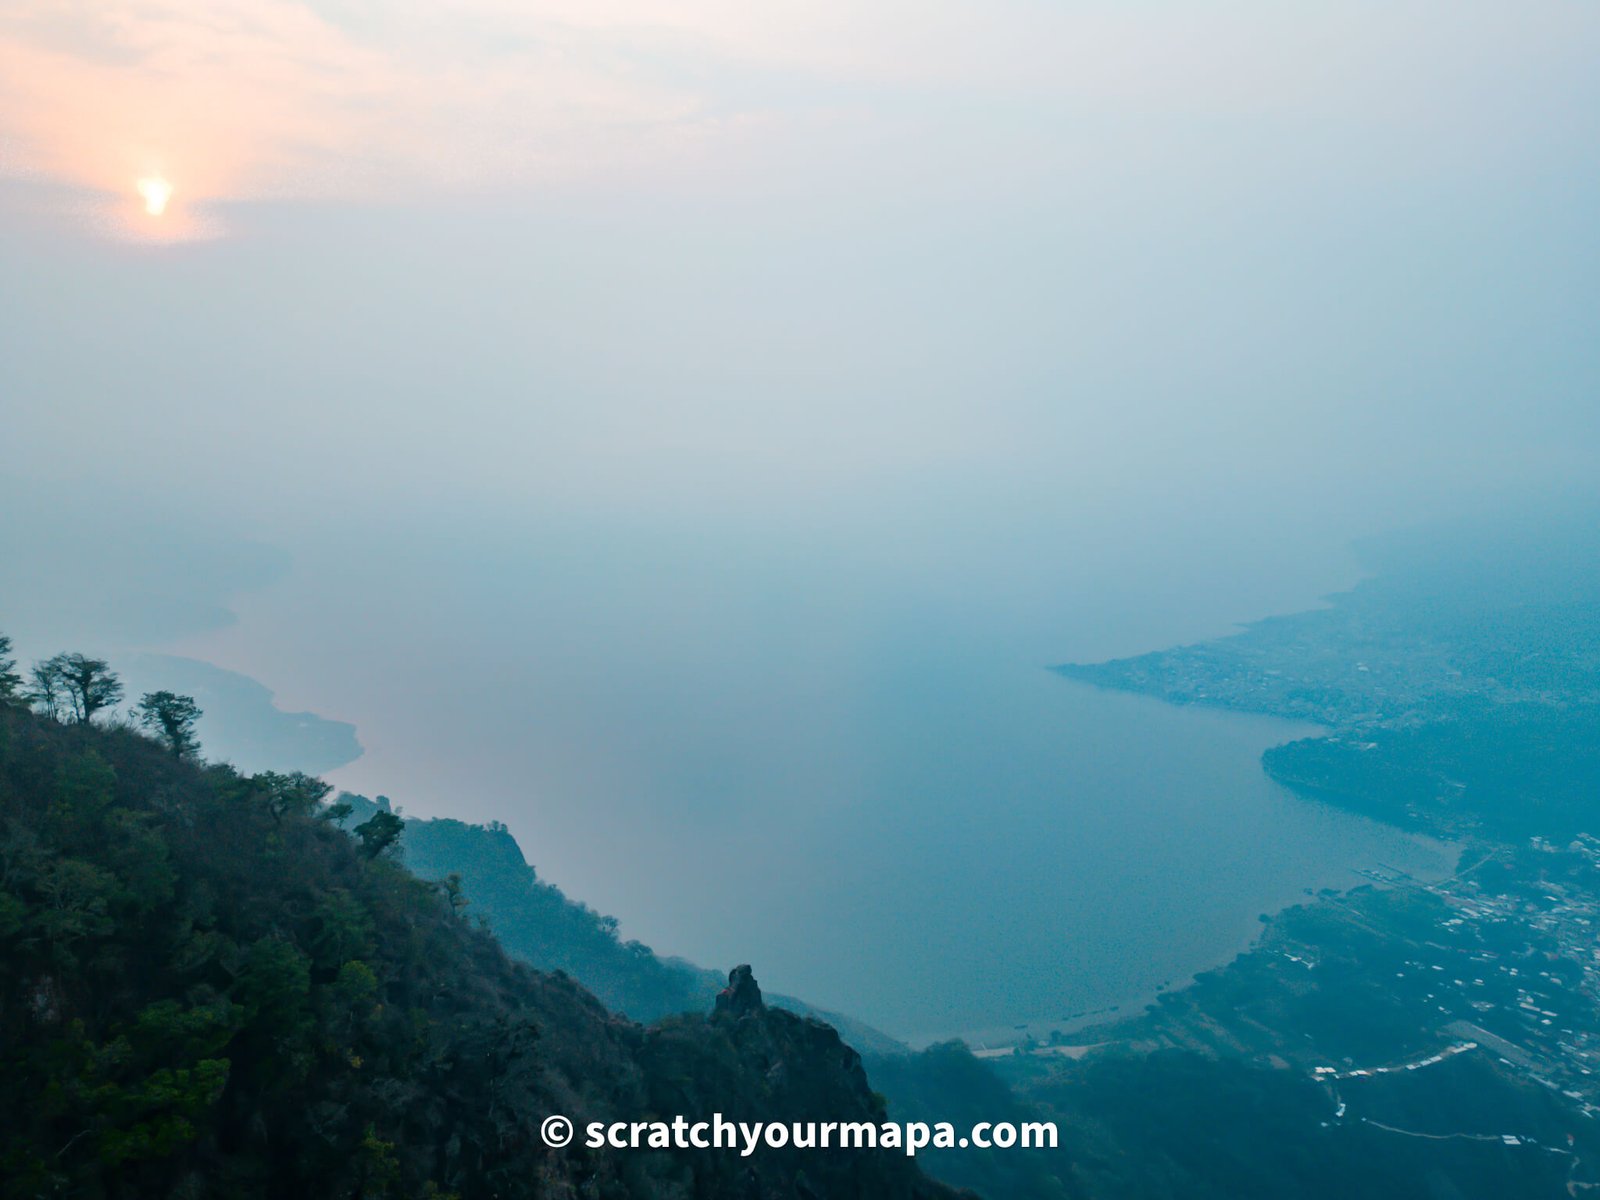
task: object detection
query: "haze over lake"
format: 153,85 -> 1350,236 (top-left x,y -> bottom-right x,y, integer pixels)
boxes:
5,10 -> 1600,1199
5,0 -> 1592,1040
128,506 -> 1448,1041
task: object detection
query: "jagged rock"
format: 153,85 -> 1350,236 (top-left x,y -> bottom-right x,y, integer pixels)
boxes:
714,963 -> 765,1018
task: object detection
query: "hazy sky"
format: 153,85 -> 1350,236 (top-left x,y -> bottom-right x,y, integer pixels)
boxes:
3,0 -> 1596,532
2,3 -> 1598,1027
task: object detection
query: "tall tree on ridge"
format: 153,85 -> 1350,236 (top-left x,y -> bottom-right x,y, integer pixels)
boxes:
28,658 -> 66,721
46,653 -> 124,724
0,634 -> 22,707
136,690 -> 203,758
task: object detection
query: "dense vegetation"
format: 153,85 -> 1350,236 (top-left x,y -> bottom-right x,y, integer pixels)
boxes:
865,1043 -> 1079,1200
1264,704 -> 1600,838
0,692 -> 961,1199
1021,1048 -> 1591,1200
868,1029 -> 1600,1200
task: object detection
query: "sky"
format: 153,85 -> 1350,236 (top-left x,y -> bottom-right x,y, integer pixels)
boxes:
3,1 -> 1597,528
2,2 -> 1599,1028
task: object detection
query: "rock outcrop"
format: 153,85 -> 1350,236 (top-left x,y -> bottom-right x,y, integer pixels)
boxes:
715,963 -> 766,1018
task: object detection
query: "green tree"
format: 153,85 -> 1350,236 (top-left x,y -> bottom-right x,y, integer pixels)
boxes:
355,1124 -> 402,1198
0,634 -> 23,707
136,691 -> 203,758
255,771 -> 332,824
237,937 -> 312,1029
441,872 -> 470,917
353,810 -> 404,859
28,658 -> 66,720
43,652 -> 124,724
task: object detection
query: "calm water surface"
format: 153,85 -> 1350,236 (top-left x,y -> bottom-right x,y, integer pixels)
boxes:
178,516 -> 1451,1041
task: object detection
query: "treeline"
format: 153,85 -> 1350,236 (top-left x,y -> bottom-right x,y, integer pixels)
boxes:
1263,705 -> 1600,838
0,633 -> 405,860
2,635 -> 197,755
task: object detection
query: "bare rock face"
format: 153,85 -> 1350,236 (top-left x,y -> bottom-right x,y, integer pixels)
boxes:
714,963 -> 765,1019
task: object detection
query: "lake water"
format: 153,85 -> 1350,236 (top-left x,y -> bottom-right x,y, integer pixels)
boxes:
167,512 -> 1452,1043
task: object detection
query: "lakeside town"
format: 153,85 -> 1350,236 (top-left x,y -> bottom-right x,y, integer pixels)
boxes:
985,835 -> 1600,1140
1395,835 -> 1600,1116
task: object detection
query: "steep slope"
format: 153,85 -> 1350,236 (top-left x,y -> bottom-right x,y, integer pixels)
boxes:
338,796 -> 718,1024
338,796 -> 905,1055
0,708 -> 962,1200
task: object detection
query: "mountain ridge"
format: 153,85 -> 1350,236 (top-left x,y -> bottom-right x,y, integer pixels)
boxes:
0,703 -> 964,1199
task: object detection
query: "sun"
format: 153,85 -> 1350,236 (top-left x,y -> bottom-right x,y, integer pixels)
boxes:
136,177 -> 173,217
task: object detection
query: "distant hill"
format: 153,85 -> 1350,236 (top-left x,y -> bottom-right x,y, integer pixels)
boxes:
336,792 -> 909,1056
1057,514 -> 1600,836
337,793 -> 716,1022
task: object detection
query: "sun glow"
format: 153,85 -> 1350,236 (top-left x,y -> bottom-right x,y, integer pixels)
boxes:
136,177 -> 173,217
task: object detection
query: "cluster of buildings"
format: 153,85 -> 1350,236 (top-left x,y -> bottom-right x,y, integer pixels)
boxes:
1408,844 -> 1600,1117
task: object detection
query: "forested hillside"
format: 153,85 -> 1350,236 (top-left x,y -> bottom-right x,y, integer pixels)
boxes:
0,702 -> 961,1200
337,796 -> 719,1025
336,795 -> 907,1056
